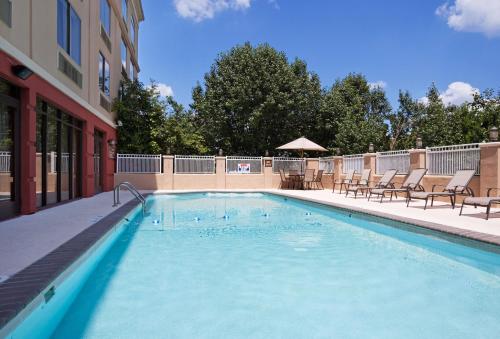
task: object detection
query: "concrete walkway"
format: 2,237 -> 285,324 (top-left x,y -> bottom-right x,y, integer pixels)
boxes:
0,191 -> 135,280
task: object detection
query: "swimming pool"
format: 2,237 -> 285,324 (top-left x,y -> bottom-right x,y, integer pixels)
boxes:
8,193 -> 500,338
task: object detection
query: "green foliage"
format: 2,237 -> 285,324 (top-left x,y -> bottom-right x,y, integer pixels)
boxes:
191,42 -> 323,155
114,43 -> 500,157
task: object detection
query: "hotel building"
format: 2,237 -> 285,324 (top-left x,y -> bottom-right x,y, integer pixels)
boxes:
0,0 -> 144,220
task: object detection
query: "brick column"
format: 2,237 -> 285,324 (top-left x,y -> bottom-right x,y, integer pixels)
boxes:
363,153 -> 376,180
479,142 -> 500,197
82,121 -> 94,197
306,158 -> 319,171
19,88 -> 37,214
215,156 -> 226,189
263,157 -> 274,188
409,149 -> 426,170
163,156 -> 174,190
333,156 -> 343,182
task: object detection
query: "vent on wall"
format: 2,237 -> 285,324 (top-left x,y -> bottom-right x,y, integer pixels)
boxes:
100,94 -> 111,112
0,0 -> 12,27
58,53 -> 82,88
100,25 -> 112,52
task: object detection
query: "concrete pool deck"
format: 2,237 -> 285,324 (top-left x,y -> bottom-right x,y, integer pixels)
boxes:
1,188 -> 499,280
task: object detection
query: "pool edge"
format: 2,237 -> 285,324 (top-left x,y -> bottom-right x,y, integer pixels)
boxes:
0,196 -> 144,336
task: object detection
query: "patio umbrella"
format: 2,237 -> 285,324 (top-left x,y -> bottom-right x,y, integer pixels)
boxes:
276,137 -> 327,157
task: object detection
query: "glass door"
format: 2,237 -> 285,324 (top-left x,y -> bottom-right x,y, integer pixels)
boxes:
0,96 -> 19,220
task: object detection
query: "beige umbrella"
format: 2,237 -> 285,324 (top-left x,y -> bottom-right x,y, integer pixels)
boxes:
276,137 -> 327,157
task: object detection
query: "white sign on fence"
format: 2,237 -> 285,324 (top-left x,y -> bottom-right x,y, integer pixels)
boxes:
237,163 -> 251,173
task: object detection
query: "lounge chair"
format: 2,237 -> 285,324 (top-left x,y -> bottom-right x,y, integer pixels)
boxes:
460,187 -> 500,220
407,169 -> 476,209
368,168 -> 426,203
279,169 -> 293,189
333,169 -> 356,194
312,170 -> 324,189
346,170 -> 398,198
344,169 -> 372,198
303,169 -> 316,190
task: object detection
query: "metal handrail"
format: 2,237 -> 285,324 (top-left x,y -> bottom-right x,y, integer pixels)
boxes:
113,181 -> 146,213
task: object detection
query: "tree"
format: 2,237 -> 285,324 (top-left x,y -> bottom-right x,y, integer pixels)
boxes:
113,79 -> 169,154
191,43 -> 323,155
321,73 -> 391,154
387,90 -> 422,150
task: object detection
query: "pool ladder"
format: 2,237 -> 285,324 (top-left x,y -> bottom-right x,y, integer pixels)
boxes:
113,182 -> 146,213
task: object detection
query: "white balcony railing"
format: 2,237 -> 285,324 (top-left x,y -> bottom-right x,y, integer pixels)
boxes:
0,151 -> 11,172
226,156 -> 262,174
426,143 -> 480,175
272,157 -> 305,174
116,154 -> 162,173
376,150 -> 410,174
319,156 -> 334,174
342,154 -> 363,174
174,155 -> 215,174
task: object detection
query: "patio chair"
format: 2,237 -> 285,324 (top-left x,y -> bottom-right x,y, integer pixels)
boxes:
312,170 -> 324,189
460,187 -> 500,220
333,169 -> 356,194
279,169 -> 293,189
407,169 -> 476,209
288,170 -> 300,189
368,168 -> 426,203
345,169 -> 398,200
344,169 -> 372,198
303,169 -> 316,190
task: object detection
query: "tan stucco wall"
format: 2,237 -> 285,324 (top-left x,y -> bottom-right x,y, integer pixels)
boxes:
0,0 -> 143,122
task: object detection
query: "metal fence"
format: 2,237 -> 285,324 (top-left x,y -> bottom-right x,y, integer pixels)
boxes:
376,150 -> 410,174
426,143 -> 480,175
226,156 -> 262,174
342,154 -> 364,174
116,154 -> 162,173
174,155 -> 215,174
319,156 -> 334,174
0,151 -> 11,172
272,157 -> 305,174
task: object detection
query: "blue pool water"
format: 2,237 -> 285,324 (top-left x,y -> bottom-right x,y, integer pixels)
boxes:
21,193 -> 500,338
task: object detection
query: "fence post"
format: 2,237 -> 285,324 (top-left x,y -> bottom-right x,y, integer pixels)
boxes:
479,142 -> 500,197
306,158 -> 319,171
163,156 -> 174,190
264,157 -> 274,188
216,156 -> 226,189
409,149 -> 426,170
333,156 -> 343,183
363,152 -> 376,181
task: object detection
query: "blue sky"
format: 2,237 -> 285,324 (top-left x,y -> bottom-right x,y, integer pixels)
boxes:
138,0 -> 500,110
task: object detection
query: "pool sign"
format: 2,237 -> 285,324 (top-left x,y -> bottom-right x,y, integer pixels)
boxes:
237,163 -> 251,173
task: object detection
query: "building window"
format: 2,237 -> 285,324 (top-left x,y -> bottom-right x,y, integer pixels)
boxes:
0,0 -> 12,27
121,39 -> 127,72
57,0 -> 81,65
98,52 -> 110,96
130,16 -> 135,47
122,0 -> 127,22
100,0 -> 111,36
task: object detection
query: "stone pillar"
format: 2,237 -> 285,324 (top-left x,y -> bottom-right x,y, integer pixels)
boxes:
333,156 -> 343,183
363,153 -> 376,180
263,157 -> 274,188
215,156 -> 226,189
163,156 -> 174,190
19,87 -> 37,214
479,142 -> 500,197
306,158 -> 319,171
409,149 -> 426,170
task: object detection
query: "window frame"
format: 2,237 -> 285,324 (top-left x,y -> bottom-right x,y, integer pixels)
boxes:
98,52 -> 110,97
57,0 -> 81,65
100,0 -> 111,37
122,0 -> 128,23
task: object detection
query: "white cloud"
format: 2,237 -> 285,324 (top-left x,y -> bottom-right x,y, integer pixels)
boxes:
419,81 -> 479,106
436,0 -> 500,37
174,0 -> 251,22
368,81 -> 387,90
155,83 -> 174,97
